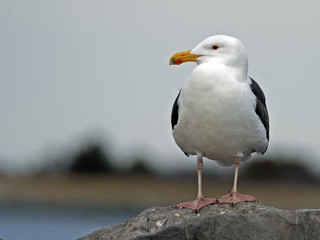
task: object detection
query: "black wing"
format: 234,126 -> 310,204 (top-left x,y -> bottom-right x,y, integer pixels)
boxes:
250,77 -> 269,141
171,90 -> 189,157
171,90 -> 181,130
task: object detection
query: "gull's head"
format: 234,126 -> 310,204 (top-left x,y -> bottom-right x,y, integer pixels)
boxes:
169,35 -> 248,68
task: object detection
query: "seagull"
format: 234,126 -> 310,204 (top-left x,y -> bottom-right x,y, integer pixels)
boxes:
169,35 -> 269,212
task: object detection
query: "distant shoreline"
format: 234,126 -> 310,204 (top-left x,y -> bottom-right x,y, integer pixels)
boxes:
0,174 -> 319,209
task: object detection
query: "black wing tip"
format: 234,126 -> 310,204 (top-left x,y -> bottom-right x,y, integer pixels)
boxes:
249,77 -> 270,141
171,91 -> 181,130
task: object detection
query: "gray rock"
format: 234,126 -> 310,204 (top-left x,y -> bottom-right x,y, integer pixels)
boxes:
78,202 -> 320,240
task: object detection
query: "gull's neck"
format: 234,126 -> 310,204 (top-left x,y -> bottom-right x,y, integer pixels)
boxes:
198,56 -> 249,82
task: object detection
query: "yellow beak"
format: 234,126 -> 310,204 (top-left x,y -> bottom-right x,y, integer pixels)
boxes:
169,50 -> 202,65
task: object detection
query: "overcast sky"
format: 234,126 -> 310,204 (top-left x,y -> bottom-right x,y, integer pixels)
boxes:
1,0 -> 320,173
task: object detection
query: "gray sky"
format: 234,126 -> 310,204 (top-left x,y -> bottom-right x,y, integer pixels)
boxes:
1,0 -> 320,172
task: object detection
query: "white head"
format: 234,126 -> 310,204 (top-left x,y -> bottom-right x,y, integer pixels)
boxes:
170,35 -> 248,73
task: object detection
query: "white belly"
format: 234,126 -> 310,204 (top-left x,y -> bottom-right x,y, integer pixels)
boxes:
172,65 -> 268,163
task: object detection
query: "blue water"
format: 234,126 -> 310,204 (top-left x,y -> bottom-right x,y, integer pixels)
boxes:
0,202 -> 142,240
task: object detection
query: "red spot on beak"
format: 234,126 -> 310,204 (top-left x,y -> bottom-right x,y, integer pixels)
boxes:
175,59 -> 182,65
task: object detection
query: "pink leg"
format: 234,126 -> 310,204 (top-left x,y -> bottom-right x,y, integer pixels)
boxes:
218,157 -> 255,206
177,156 -> 217,212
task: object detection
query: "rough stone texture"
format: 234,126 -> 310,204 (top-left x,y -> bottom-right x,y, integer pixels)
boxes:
78,202 -> 320,240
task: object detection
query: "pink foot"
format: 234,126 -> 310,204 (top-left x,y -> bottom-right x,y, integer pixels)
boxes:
177,197 -> 217,213
218,192 -> 255,206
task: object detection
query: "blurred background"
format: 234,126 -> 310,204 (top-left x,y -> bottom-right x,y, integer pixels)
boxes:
1,0 -> 320,239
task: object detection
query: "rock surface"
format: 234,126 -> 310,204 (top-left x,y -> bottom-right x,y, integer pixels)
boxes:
78,202 -> 320,240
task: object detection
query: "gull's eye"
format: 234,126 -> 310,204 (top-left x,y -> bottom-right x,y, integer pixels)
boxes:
212,45 -> 219,50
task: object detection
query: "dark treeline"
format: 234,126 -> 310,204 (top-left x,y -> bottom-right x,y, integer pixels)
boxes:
2,138 -> 318,184
60,141 -> 153,176
241,157 -> 319,183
